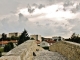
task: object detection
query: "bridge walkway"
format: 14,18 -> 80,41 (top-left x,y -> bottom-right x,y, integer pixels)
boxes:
33,50 -> 67,60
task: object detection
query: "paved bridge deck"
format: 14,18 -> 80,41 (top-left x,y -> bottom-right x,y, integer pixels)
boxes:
33,50 -> 67,60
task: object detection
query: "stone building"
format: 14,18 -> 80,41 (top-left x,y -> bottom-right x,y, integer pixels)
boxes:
52,36 -> 64,41
30,35 -> 42,42
0,34 -> 2,38
8,32 -> 21,37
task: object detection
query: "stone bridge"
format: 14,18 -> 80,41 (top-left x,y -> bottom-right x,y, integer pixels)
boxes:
0,40 -> 43,60
49,41 -> 80,60
0,40 -> 80,60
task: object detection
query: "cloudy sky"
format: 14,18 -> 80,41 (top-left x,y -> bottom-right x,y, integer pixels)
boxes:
0,0 -> 80,38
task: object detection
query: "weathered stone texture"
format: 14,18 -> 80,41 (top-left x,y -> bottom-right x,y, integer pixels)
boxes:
0,40 -> 43,60
33,50 -> 67,60
49,41 -> 80,60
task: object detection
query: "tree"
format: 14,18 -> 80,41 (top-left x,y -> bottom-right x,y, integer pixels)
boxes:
11,36 -> 19,40
31,38 -> 35,40
8,42 -> 14,49
58,36 -> 61,41
4,42 -> 14,52
1,33 -> 7,40
18,29 -> 30,45
69,33 -> 80,43
41,37 -> 45,41
11,36 -> 16,40
4,44 -> 11,52
71,33 -> 76,39
6,37 -> 11,41
0,51 -> 2,57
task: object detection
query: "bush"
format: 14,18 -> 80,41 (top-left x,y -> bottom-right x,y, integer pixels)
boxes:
4,42 -> 14,52
31,38 -> 35,40
0,48 -> 4,52
11,36 -> 19,40
8,42 -> 14,49
43,47 -> 49,50
0,51 -> 2,57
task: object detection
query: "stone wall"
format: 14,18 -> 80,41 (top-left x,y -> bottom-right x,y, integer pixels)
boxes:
49,41 -> 80,60
0,40 -> 43,60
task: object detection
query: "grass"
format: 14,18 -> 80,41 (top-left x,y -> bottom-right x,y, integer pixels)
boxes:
0,47 -> 4,52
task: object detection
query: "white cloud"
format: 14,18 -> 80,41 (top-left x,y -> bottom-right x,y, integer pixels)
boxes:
19,4 -> 76,22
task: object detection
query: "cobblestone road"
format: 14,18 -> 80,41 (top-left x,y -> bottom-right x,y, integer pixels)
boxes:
33,50 -> 67,60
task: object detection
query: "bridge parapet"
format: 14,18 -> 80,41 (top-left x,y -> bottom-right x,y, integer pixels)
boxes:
0,40 -> 43,60
49,41 -> 80,60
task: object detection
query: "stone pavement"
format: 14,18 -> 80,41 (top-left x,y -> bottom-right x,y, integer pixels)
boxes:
33,50 -> 67,60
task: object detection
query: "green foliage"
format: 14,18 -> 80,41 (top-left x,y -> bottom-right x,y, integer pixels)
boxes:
0,48 -> 4,52
18,29 -> 30,45
1,33 -> 7,40
4,42 -> 14,52
43,47 -> 49,50
6,37 -> 11,41
66,33 -> 80,43
8,42 -> 14,49
0,47 -> 3,57
4,44 -> 11,52
58,36 -> 61,41
11,36 -> 19,40
0,51 -> 2,57
41,37 -> 45,41
31,38 -> 35,40
0,33 -> 19,41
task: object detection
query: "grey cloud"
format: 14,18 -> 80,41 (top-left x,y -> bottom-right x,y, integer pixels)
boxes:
27,4 -> 35,13
67,19 -> 80,33
70,3 -> 80,13
0,14 -> 30,33
38,4 -> 45,9
32,3 -> 38,7
0,0 -> 19,15
27,4 -> 45,13
75,3 -> 80,12
55,26 -> 69,33
63,8 -> 66,11
56,1 -> 80,13
19,13 -> 28,22
63,1 -> 74,7
76,3 -> 80,9
0,0 -> 47,15
36,22 -> 39,24
28,13 -> 46,18
28,8 -> 35,13
0,0 -> 80,38
0,14 -> 75,38
46,23 -> 50,26
71,8 -> 77,13
0,0 -> 79,15
34,19 -> 72,37
0,18 -> 18,33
